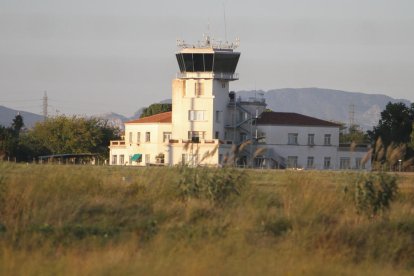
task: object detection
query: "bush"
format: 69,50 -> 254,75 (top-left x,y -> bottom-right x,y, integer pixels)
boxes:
345,173 -> 398,218
177,166 -> 246,205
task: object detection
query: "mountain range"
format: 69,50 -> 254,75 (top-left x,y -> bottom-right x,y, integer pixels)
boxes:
1,88 -> 411,131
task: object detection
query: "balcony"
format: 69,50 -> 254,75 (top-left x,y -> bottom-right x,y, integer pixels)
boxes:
110,140 -> 126,147
176,72 -> 239,80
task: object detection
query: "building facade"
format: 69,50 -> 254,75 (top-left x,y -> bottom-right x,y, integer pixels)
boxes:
109,37 -> 371,170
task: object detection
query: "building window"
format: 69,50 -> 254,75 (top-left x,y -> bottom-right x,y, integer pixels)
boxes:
308,134 -> 315,145
287,156 -> 298,169
307,156 -> 314,168
324,157 -> 331,169
129,132 -> 133,143
240,133 -> 247,142
119,154 -> 124,165
221,82 -> 226,88
163,132 -> 172,143
145,132 -> 151,142
215,110 -> 221,123
215,131 -> 219,139
181,154 -> 187,165
288,133 -> 298,145
195,82 -> 204,96
355,158 -> 365,169
112,155 -> 117,165
137,132 -> 141,143
324,134 -> 331,145
219,154 -> 223,164
145,154 -> 150,164
188,110 -> 206,121
340,157 -> 350,170
188,131 -> 205,141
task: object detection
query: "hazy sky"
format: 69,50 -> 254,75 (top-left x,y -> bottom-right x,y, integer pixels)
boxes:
1,0 -> 413,117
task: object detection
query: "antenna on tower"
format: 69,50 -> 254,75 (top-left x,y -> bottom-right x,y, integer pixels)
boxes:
223,2 -> 227,42
42,91 -> 48,120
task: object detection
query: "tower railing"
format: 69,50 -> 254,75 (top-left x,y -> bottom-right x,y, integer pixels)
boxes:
176,72 -> 239,80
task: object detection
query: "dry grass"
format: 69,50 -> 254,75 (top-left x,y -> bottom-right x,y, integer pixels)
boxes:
1,163 -> 414,275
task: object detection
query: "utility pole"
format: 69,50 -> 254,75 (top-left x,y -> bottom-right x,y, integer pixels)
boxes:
43,91 -> 48,120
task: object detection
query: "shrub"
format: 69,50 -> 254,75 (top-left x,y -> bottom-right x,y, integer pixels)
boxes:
345,173 -> 398,218
177,166 -> 246,205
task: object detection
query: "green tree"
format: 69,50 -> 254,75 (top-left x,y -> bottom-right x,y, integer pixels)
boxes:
0,114 -> 25,161
22,116 -> 120,159
368,102 -> 414,147
340,124 -> 369,144
140,103 -> 172,118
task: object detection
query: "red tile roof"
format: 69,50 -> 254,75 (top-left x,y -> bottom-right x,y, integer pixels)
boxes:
256,112 -> 341,127
125,111 -> 172,124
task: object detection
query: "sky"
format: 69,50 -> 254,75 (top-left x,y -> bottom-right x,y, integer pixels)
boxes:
0,0 -> 413,117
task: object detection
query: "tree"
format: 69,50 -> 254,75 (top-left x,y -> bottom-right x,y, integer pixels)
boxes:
22,116 -> 120,159
368,102 -> 414,147
368,102 -> 414,169
140,103 -> 172,118
340,124 -> 369,144
0,114 -> 25,161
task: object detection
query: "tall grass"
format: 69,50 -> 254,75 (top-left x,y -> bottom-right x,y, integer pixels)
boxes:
1,162 -> 414,275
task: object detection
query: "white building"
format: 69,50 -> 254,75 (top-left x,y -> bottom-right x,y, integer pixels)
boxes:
109,37 -> 371,170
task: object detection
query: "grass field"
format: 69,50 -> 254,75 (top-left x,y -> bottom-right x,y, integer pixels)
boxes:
1,162 -> 414,275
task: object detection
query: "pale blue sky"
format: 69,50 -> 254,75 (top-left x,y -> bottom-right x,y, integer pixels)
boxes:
0,0 -> 413,116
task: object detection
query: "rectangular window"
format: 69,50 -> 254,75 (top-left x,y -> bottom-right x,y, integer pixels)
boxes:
145,132 -> 151,142
145,154 -> 150,164
163,132 -> 172,143
188,131 -> 205,141
307,156 -> 314,168
195,82 -> 204,96
219,154 -> 223,164
129,132 -> 133,143
181,154 -> 187,165
119,154 -> 124,165
215,110 -> 221,123
137,132 -> 141,143
340,158 -> 350,170
112,155 -> 117,165
324,134 -> 331,146
355,158 -> 365,169
240,133 -> 247,142
215,131 -> 219,139
324,157 -> 331,169
188,110 -> 206,121
287,156 -> 298,169
288,133 -> 298,145
308,134 -> 315,145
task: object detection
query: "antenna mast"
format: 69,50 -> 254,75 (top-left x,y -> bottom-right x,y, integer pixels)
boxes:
223,2 -> 227,42
43,91 -> 48,120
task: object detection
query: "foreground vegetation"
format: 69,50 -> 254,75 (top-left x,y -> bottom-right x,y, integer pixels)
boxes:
1,163 -> 414,275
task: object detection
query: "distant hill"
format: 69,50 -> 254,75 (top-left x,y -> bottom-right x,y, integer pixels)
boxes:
0,106 -> 44,128
237,88 -> 411,130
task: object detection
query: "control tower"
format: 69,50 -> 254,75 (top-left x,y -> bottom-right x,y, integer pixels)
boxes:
168,36 -> 241,165
172,36 -> 240,143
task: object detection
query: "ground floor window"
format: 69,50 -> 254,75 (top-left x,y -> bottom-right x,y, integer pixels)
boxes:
287,156 -> 298,169
145,154 -> 150,164
340,157 -> 350,169
119,154 -> 124,165
112,155 -> 117,165
355,158 -> 365,169
324,157 -> 331,169
307,156 -> 314,168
